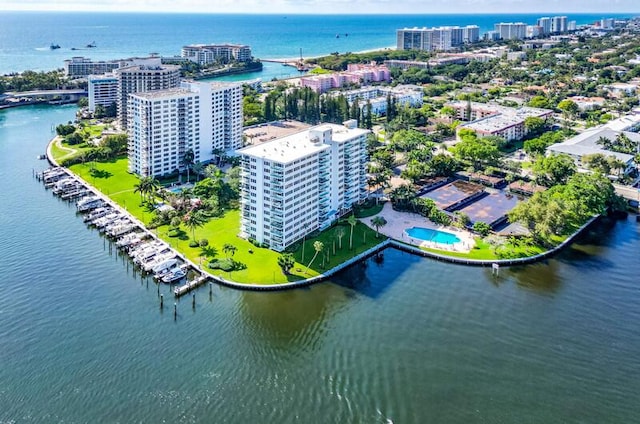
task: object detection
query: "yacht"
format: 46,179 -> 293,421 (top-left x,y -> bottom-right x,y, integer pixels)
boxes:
161,267 -> 186,284
152,258 -> 178,276
142,252 -> 177,273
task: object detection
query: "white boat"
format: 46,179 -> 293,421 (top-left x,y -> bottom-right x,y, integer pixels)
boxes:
94,214 -> 122,228
142,252 -> 177,273
133,245 -> 169,265
84,207 -> 112,222
116,231 -> 141,246
152,258 -> 178,275
77,196 -> 103,212
108,223 -> 136,238
161,267 -> 186,284
52,178 -> 77,194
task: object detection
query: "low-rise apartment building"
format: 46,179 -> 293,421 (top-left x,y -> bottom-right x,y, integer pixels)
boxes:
452,101 -> 553,142
181,44 -> 252,65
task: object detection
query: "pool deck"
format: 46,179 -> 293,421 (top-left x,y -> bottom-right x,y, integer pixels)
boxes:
362,203 -> 475,253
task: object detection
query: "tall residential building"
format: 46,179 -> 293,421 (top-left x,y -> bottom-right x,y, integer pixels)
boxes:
600,18 -> 615,29
127,81 -> 242,177
494,22 -> 527,40
116,63 -> 181,129
462,25 -> 481,43
88,73 -> 118,113
238,120 -> 369,252
551,16 -> 568,33
181,44 -> 252,65
396,25 -> 479,52
537,17 -> 551,34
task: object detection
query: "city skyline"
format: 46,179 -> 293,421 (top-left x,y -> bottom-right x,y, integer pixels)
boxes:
2,0 -> 639,14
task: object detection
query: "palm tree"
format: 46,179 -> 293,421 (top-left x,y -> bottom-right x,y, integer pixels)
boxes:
192,161 -> 204,182
371,216 -> 387,238
183,210 -> 207,241
306,241 -> 324,274
222,243 -> 237,258
347,215 -> 357,250
134,180 -> 146,202
335,227 -> 345,250
182,149 -> 195,183
133,176 -> 159,203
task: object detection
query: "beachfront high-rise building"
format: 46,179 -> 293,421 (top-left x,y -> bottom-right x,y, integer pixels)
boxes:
116,63 -> 181,129
551,16 -> 568,33
88,73 -> 118,113
127,81 -> 242,177
494,22 -> 528,40
181,44 -> 252,65
537,17 -> 551,34
462,25 -> 481,44
397,25 -> 480,52
238,120 -> 369,252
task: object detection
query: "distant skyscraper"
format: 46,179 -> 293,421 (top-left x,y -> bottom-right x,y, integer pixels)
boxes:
494,22 -> 527,40
537,17 -> 551,34
551,16 -> 568,33
396,25 -> 480,51
600,18 -> 615,29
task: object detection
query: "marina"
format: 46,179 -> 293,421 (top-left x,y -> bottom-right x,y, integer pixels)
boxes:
35,166 -> 209,296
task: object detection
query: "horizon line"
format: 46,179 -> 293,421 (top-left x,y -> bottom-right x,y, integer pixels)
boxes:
2,10 -> 639,15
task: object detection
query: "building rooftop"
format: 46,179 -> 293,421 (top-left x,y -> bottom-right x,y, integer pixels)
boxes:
546,127 -> 638,163
239,123 -> 367,164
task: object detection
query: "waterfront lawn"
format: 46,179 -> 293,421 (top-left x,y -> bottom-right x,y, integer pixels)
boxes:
80,123 -> 106,138
288,222 -> 382,274
160,209 -> 312,285
51,137 -> 95,164
69,157 -> 151,223
66,156 -> 386,285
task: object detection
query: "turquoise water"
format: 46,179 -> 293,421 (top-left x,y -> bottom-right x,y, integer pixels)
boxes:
2,106 -> 640,423
0,12 -> 636,74
406,226 -> 461,244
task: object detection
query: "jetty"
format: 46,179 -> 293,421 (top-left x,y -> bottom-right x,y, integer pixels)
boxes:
174,275 -> 210,298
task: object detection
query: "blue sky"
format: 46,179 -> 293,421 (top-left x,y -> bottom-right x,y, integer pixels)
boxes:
2,0 -> 639,13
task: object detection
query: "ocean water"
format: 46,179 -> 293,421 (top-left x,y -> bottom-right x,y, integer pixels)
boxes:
0,12 -> 636,75
1,104 -> 640,423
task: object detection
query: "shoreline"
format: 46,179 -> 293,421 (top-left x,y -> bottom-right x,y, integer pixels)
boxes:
45,137 -> 602,292
266,46 -> 397,63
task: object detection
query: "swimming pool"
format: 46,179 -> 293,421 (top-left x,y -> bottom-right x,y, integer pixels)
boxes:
405,227 -> 461,244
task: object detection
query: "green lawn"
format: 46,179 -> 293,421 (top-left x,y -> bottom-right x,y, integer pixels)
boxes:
354,202 -> 385,218
66,156 -> 386,285
80,122 -> 106,138
288,221 -> 382,274
50,138 -> 95,164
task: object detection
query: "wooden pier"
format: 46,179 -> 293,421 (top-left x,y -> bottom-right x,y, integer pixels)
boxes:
174,275 -> 209,298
